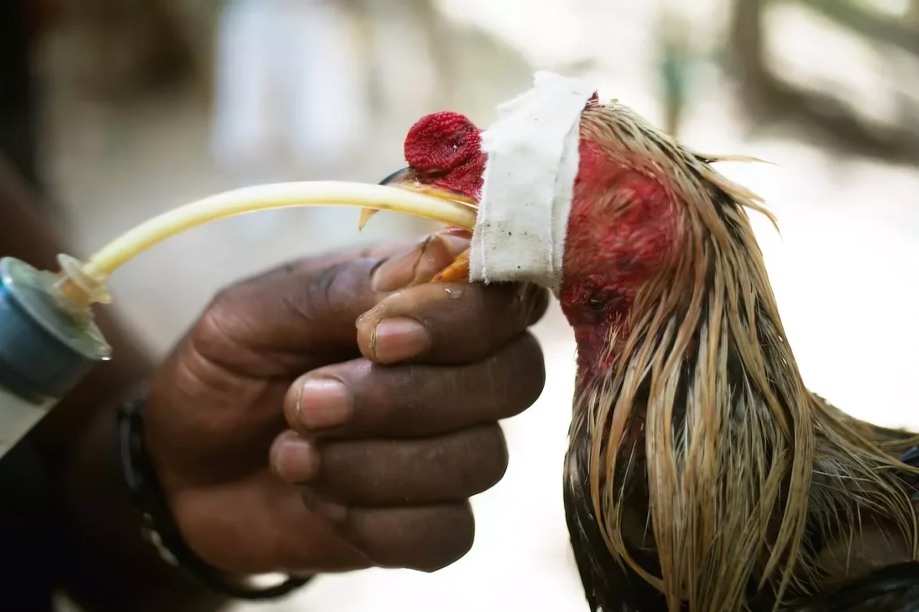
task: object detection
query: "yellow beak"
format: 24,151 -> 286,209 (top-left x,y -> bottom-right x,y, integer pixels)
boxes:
360,167 -> 478,230
379,166 -> 417,188
379,167 -> 478,205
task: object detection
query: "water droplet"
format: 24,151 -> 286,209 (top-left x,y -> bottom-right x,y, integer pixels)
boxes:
444,286 -> 464,299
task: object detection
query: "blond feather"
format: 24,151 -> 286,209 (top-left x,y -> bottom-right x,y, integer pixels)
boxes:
568,102 -> 919,611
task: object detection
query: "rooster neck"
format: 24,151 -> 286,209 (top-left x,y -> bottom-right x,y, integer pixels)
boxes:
563,200 -> 919,610
558,102 -> 919,611
563,173 -> 807,606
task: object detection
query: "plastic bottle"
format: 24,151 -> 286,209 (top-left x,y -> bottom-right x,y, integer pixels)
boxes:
0,257 -> 110,459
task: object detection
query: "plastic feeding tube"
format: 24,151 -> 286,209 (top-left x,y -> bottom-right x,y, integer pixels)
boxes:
51,181 -> 477,312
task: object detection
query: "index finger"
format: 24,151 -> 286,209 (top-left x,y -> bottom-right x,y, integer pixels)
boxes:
187,237 -> 467,375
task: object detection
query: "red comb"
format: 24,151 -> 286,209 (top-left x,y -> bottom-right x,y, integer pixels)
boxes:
404,111 -> 478,172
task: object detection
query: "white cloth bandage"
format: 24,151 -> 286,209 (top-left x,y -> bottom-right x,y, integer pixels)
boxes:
469,71 -> 596,294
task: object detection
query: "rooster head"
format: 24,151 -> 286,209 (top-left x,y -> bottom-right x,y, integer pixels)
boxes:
382,98 -> 767,372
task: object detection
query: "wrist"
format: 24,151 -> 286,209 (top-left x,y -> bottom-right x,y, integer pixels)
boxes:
117,395 -> 312,600
59,382 -> 226,612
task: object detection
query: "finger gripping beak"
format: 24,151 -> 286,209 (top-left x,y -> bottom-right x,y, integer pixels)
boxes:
374,167 -> 476,283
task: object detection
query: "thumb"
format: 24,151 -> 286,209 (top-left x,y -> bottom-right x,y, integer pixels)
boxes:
187,235 -> 469,376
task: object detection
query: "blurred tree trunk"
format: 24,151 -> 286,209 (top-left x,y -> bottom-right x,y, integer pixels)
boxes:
908,0 -> 919,25
790,0 -> 919,56
726,0 -> 919,163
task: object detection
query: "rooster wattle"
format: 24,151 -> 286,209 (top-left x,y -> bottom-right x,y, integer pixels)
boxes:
381,77 -> 919,611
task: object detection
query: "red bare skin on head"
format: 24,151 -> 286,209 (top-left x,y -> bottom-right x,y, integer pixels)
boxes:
404,110 -> 682,374
558,139 -> 680,374
403,111 -> 486,200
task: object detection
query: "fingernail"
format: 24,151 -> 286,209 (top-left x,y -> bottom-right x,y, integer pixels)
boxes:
372,234 -> 470,292
302,489 -> 348,524
272,436 -> 320,484
297,379 -> 350,431
372,317 -> 431,363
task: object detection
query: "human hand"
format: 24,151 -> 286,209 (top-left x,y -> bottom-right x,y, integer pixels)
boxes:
143,235 -> 548,577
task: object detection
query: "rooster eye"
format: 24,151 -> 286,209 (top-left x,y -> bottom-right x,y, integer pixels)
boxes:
584,297 -> 607,318
577,280 -> 610,317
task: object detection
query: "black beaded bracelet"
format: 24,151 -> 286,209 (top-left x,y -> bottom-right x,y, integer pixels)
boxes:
116,397 -> 311,600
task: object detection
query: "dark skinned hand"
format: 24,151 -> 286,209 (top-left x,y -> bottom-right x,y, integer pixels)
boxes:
143,235 -> 548,577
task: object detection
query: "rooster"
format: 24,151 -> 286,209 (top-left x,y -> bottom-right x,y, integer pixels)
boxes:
380,87 -> 919,611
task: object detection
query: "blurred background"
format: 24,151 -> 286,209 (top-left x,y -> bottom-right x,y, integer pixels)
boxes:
3,0 -> 917,610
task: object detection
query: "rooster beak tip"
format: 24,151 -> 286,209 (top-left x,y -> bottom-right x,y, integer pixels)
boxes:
379,167 -> 415,188
356,167 -> 476,234
380,167 -> 478,208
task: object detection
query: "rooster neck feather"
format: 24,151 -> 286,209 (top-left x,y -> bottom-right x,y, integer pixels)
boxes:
563,104 -> 919,612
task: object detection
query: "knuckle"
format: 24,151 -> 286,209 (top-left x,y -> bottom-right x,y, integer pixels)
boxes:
283,264 -> 339,324
187,290 -> 261,378
193,285 -> 249,350
420,509 -> 476,572
348,505 -> 475,572
452,286 -> 534,355
471,424 -> 509,490
407,507 -> 475,573
290,260 -> 375,331
211,282 -> 246,310
514,333 -> 547,401
510,284 -> 537,326
523,283 -> 550,324
414,549 -> 466,573
443,425 -> 509,497
499,283 -> 548,332
475,334 -> 545,418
